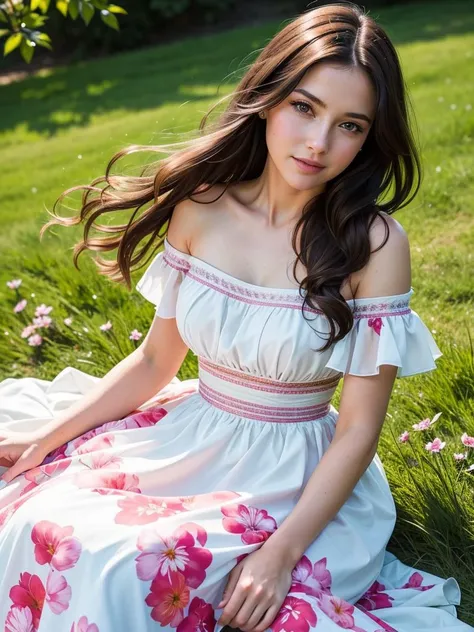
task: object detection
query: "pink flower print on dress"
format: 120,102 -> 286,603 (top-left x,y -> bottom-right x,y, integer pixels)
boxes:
115,495 -> 187,525
45,570 -> 72,614
178,490 -> 240,512
70,616 -> 99,632
290,556 -> 332,599
145,571 -> 190,627
318,593 -> 356,628
74,433 -> 115,456
176,596 -> 216,632
401,572 -> 435,592
79,451 -> 123,470
31,521 -> 82,571
356,580 -> 394,611
21,459 -> 72,495
270,596 -> 317,632
5,606 -> 34,632
221,504 -> 277,544
119,407 -> 169,428
136,525 -> 212,588
75,471 -> 140,495
9,572 -> 45,629
367,317 -> 383,336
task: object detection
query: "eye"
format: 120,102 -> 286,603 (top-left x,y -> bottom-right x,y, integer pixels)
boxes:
290,100 -> 313,115
341,122 -> 364,134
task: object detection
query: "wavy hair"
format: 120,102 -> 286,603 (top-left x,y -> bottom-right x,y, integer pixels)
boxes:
41,1 -> 422,352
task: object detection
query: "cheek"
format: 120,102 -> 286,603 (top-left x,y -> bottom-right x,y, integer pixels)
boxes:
266,111 -> 299,156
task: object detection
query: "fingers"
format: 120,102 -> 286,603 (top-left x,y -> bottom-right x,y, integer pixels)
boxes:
252,604 -> 280,632
217,564 -> 242,609
1,446 -> 36,484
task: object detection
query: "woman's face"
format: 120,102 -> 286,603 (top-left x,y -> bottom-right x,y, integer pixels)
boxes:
265,63 -> 376,192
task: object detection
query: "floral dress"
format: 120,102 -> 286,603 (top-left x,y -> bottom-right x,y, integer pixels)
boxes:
0,238 -> 471,632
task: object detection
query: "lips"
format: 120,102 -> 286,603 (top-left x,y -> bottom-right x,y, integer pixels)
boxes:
293,157 -> 325,173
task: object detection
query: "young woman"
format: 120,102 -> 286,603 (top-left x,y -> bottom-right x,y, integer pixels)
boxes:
0,2 -> 470,631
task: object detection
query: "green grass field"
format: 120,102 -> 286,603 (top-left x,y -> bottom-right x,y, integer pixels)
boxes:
1,0 -> 473,624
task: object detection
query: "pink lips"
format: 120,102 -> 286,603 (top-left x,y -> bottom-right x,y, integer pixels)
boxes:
293,157 -> 325,174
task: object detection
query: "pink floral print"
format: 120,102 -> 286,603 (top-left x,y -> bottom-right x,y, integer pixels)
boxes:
21,459 -> 72,495
8,573 -> 45,629
176,597 -> 216,632
115,495 -> 187,525
135,524 -> 212,587
318,593 -> 358,628
74,471 -> 141,495
44,571 -> 71,614
290,556 -> 332,599
270,596 -> 317,632
356,580 -> 394,611
145,571 -> 190,627
31,521 -> 82,571
221,504 -> 277,544
70,616 -> 99,632
401,572 -> 435,591
5,606 -> 35,632
368,318 -> 383,336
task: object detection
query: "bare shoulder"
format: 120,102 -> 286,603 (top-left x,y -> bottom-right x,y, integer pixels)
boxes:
354,211 -> 412,298
167,184 -> 227,254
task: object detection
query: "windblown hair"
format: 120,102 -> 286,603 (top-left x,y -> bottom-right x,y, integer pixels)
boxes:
41,1 -> 422,352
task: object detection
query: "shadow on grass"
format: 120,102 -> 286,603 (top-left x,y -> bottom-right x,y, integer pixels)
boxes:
0,0 -> 473,139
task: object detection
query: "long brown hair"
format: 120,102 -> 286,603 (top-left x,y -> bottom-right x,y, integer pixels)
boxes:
41,1 -> 422,352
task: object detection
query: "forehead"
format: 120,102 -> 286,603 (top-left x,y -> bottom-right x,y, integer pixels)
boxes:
296,63 -> 376,117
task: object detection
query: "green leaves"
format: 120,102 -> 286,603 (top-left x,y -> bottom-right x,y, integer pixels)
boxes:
1,0 -> 126,62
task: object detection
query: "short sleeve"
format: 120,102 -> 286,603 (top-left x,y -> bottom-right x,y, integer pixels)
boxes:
135,241 -> 190,319
324,289 -> 442,377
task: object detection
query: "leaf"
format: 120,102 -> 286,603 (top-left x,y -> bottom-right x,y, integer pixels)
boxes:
20,37 -> 35,63
35,32 -> 53,50
31,0 -> 51,11
79,2 -> 95,25
69,0 -> 80,20
107,4 -> 127,14
100,10 -> 119,30
0,29 -> 10,38
4,32 -> 22,56
56,0 -> 68,17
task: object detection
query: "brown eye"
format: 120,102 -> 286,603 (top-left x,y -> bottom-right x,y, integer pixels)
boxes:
290,100 -> 312,115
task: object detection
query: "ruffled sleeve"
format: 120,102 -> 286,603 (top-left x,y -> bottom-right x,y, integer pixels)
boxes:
324,289 -> 443,377
135,239 -> 190,319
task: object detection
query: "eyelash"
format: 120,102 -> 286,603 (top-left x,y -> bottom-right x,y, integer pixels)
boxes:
289,100 -> 364,134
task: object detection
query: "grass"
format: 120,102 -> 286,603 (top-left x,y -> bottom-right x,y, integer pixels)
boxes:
1,0 -> 474,624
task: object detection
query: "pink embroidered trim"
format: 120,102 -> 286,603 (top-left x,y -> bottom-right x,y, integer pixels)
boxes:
163,245 -> 412,317
199,357 -> 340,395
198,381 -> 331,423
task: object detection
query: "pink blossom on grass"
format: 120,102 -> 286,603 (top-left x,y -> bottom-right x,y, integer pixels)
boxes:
27,334 -> 43,347
7,279 -> 22,290
461,433 -> 474,448
33,316 -> 52,328
398,431 -> 410,443
21,325 -> 37,339
129,329 -> 143,341
99,321 -> 112,331
14,299 -> 27,313
412,412 -> 442,432
64,317 -> 73,326
454,452 -> 467,461
425,438 -> 446,453
35,304 -> 53,317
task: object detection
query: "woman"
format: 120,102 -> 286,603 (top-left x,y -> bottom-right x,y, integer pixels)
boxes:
0,2 -> 470,631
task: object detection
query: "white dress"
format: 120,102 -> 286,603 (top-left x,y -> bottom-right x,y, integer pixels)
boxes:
0,237 -> 471,632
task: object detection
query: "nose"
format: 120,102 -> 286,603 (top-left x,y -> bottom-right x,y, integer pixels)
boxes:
306,123 -> 329,155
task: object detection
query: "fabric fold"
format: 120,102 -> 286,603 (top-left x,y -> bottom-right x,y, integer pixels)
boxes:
135,250 -> 184,319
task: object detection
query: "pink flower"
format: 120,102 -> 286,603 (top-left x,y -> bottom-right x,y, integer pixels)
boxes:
129,329 -> 143,341
33,315 -> 52,328
99,321 -> 112,331
21,459 -> 71,495
270,596 -> 317,632
425,437 -> 446,453
454,452 -> 467,461
177,596 -> 216,632
27,334 -> 43,347
9,572 -> 45,629
356,580 -> 394,611
367,317 -> 383,336
412,412 -> 442,431
79,451 -> 122,470
318,593 -> 355,628
221,504 -> 277,544
75,470 -> 140,495
35,304 -> 53,317
5,607 -> 34,632
398,431 -> 410,443
115,495 -> 186,525
31,520 -> 82,570
7,279 -> 22,289
145,571 -> 190,627
290,556 -> 332,598
70,616 -> 99,632
136,525 -> 212,588
14,299 -> 27,313
45,570 -> 71,614
401,572 -> 435,591
461,432 -> 474,448
73,433 -> 115,455
21,325 -> 37,339
178,491 -> 240,512
64,317 -> 73,326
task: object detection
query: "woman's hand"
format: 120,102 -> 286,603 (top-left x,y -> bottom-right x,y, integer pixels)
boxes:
217,547 -> 293,632
0,431 -> 51,485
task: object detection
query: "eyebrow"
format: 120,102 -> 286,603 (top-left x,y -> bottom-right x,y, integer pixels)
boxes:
293,88 -> 373,124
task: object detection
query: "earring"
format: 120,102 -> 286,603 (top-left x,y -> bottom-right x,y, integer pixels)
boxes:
259,111 -> 266,119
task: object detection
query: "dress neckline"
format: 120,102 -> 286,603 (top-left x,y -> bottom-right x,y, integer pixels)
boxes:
163,237 -> 414,304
